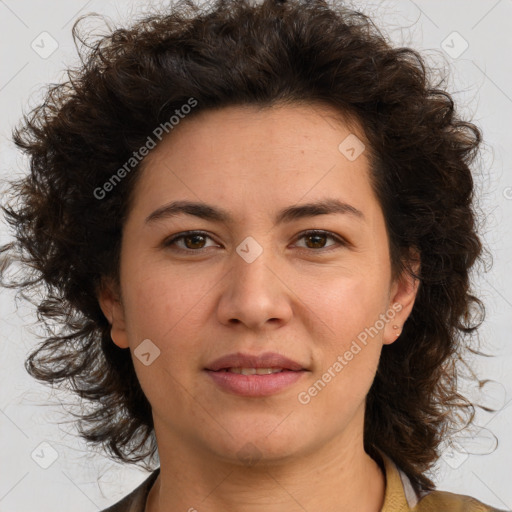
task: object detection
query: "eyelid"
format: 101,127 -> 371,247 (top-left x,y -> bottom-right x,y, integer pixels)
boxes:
162,229 -> 348,253
293,229 -> 347,251
162,230 -> 218,251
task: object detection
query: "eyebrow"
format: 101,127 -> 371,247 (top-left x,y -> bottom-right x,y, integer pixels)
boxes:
145,198 -> 365,225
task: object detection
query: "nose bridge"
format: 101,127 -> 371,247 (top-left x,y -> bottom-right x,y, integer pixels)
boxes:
217,233 -> 292,329
233,239 -> 275,292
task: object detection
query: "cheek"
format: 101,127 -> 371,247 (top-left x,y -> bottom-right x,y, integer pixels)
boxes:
122,261 -> 211,343
121,270 -> 206,405
304,272 -> 388,399
308,270 -> 389,341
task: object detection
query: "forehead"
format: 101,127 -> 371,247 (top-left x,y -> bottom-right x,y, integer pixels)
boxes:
128,102 -> 378,224
151,102 -> 366,158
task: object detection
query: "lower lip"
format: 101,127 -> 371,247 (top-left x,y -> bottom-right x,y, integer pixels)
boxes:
205,369 -> 306,397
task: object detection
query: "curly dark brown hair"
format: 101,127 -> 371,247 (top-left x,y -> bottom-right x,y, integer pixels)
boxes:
0,0 -> 490,492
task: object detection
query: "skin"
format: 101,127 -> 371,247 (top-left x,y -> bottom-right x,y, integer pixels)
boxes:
99,103 -> 420,512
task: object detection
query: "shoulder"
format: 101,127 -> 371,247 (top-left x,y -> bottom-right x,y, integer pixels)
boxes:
414,489 -> 509,512
100,469 -> 160,512
376,449 -> 508,512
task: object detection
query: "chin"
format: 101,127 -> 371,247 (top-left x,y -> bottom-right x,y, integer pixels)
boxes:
199,419 -> 311,467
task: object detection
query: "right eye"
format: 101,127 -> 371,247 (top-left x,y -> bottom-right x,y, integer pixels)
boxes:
162,231 -> 220,253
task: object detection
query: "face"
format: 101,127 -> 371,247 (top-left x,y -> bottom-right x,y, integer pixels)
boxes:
99,103 -> 418,465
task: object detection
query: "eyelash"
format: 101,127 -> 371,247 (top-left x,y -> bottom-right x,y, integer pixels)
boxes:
162,229 -> 347,254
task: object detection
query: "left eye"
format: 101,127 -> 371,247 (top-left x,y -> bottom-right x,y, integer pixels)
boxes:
163,230 -> 345,252
294,230 -> 345,251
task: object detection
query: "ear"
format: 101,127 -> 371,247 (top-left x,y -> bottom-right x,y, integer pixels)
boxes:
97,276 -> 129,349
383,248 -> 421,345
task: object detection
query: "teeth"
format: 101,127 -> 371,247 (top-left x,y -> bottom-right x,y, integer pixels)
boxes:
225,367 -> 284,375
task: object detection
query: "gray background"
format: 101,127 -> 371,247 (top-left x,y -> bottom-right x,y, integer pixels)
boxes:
0,0 -> 511,510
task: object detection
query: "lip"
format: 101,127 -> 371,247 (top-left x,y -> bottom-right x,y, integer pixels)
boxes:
204,352 -> 308,397
205,351 -> 305,372
206,370 -> 306,397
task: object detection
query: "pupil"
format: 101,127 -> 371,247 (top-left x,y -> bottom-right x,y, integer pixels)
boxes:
186,235 -> 205,249
308,234 -> 325,248
183,234 -> 326,250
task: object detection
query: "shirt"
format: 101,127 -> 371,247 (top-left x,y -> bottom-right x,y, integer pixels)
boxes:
100,452 -> 508,512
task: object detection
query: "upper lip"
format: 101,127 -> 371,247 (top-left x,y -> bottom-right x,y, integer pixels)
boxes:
205,352 -> 305,371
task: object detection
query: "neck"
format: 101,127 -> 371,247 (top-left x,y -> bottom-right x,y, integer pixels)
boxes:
145,423 -> 385,512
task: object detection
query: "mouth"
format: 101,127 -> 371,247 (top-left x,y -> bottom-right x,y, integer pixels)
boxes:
204,352 -> 308,397
214,367 -> 291,375
205,351 -> 306,372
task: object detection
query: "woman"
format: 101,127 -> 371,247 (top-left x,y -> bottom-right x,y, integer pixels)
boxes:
1,0 -> 505,510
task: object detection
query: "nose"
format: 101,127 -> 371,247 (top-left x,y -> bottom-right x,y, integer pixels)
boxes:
216,245 -> 293,331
